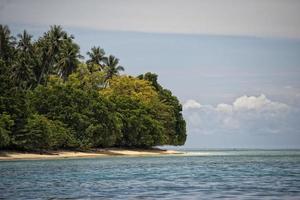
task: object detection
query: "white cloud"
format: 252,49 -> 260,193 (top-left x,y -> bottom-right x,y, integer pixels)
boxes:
183,99 -> 202,110
1,0 -> 300,39
232,94 -> 289,112
183,94 -> 296,136
216,103 -> 233,114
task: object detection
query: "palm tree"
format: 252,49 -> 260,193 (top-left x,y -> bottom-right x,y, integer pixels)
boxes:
10,56 -> 35,90
103,55 -> 124,81
0,25 -> 16,62
17,30 -> 33,53
37,25 -> 67,84
57,38 -> 83,81
11,30 -> 35,89
47,25 -> 68,58
86,46 -> 106,71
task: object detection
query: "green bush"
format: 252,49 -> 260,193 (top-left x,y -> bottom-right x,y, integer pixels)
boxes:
15,114 -> 75,151
0,113 -> 14,148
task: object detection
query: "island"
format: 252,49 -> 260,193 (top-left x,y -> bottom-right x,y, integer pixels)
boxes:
0,25 -> 186,159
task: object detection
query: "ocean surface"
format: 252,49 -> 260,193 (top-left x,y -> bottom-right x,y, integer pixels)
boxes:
1,150 -> 300,199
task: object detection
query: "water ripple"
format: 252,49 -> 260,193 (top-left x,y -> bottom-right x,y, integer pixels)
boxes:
1,150 -> 300,199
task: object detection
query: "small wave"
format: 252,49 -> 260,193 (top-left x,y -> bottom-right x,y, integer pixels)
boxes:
183,151 -> 225,156
179,150 -> 300,157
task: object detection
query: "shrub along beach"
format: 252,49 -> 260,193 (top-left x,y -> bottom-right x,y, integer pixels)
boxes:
0,25 -> 186,159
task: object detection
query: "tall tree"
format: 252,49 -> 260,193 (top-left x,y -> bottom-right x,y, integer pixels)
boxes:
17,30 -> 32,53
86,46 -> 106,71
103,55 -> 124,81
10,30 -> 35,90
0,25 -> 15,63
57,37 -> 82,81
37,25 -> 67,84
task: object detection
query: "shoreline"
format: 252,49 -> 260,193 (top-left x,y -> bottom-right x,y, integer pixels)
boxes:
0,148 -> 183,161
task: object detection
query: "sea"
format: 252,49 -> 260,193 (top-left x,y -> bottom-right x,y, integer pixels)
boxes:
1,149 -> 300,199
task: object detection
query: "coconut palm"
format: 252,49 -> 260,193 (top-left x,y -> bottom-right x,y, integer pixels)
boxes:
103,55 -> 124,81
47,25 -> 68,57
17,30 -> 33,53
37,25 -> 67,84
11,30 -> 35,89
0,25 -> 16,62
57,38 -> 83,81
86,46 -> 106,71
10,57 -> 35,89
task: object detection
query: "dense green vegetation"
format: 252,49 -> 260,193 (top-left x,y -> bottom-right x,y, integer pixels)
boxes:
0,25 -> 186,151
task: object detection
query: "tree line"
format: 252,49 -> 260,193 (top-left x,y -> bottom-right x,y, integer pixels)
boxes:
0,25 -> 186,151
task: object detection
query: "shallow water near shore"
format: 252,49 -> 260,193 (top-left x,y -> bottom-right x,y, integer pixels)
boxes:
1,149 -> 300,199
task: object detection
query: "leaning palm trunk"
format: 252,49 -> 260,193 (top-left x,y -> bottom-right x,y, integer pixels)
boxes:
37,63 -> 46,85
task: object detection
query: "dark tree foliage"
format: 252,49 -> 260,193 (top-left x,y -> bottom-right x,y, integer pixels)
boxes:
0,25 -> 186,150
15,114 -> 76,151
138,72 -> 187,145
0,25 -> 16,63
110,96 -> 164,148
0,113 -> 14,148
29,79 -> 122,148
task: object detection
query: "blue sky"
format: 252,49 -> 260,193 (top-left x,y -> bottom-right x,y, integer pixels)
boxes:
1,0 -> 300,148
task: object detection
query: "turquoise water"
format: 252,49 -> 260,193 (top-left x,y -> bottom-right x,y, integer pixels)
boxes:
1,150 -> 300,199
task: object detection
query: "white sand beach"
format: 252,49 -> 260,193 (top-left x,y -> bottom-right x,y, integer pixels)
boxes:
0,149 -> 182,161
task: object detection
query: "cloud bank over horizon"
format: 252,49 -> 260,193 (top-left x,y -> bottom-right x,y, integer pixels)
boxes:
182,94 -> 300,148
1,0 -> 300,39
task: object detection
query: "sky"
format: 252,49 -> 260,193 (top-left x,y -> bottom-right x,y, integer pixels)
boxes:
1,0 -> 300,148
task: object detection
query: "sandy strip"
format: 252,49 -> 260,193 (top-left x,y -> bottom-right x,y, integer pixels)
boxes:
0,149 -> 182,161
